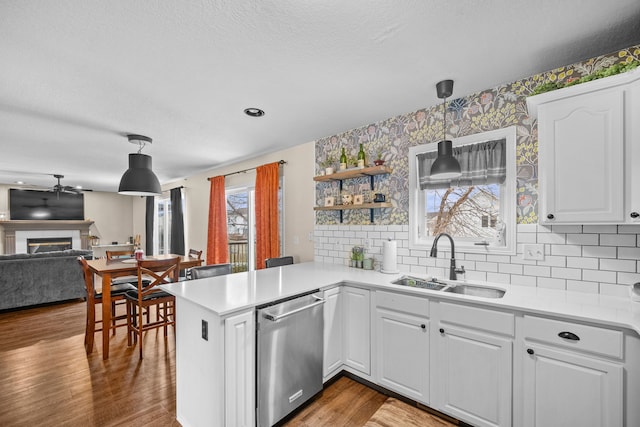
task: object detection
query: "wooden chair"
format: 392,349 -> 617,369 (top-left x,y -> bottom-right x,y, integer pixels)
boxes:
77,256 -> 136,354
125,257 -> 180,359
105,249 -> 135,260
190,263 -> 232,279
265,256 -> 294,268
183,249 -> 203,280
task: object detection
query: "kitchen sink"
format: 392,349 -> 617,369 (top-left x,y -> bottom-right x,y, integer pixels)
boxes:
391,276 -> 447,291
443,284 -> 505,298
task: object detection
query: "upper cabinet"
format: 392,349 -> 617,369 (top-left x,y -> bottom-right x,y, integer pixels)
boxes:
528,69 -> 640,225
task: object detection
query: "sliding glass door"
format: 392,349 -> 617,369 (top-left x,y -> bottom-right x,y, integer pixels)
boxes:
226,188 -> 255,272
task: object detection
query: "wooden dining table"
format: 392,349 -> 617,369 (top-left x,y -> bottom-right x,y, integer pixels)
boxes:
85,254 -> 203,359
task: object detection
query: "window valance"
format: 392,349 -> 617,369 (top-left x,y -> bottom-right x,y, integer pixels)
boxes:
417,138 -> 506,190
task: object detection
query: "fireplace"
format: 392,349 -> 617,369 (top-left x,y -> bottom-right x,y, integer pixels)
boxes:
0,220 -> 94,254
27,237 -> 73,254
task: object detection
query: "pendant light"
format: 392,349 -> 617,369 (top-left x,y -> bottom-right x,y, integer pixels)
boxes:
118,134 -> 162,196
430,79 -> 462,179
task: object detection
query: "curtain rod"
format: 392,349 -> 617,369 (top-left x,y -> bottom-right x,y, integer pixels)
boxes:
160,185 -> 184,194
207,160 -> 287,180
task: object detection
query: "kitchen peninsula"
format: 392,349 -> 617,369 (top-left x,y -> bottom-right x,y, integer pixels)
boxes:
161,262 -> 640,427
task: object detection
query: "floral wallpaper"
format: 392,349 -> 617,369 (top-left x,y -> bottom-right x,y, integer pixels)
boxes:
315,45 -> 640,225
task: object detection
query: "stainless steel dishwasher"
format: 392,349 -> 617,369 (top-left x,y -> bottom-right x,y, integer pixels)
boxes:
256,290 -> 325,427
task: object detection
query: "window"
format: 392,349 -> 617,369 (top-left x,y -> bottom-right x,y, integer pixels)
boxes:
154,197 -> 171,255
409,127 -> 516,254
153,193 -> 186,255
225,177 -> 284,272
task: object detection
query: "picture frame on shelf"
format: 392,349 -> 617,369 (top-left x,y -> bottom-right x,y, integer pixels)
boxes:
354,194 -> 364,205
324,196 -> 335,207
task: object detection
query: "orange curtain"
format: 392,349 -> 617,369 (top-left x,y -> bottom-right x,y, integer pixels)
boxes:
255,162 -> 280,269
206,176 -> 229,265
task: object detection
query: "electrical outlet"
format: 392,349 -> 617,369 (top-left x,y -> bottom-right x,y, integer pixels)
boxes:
202,319 -> 208,341
363,239 -> 370,250
523,244 -> 545,261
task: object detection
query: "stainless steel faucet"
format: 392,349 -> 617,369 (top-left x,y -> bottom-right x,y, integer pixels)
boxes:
430,233 -> 465,280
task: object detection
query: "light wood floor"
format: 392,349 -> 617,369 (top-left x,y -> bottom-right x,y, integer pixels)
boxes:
0,300 -> 455,427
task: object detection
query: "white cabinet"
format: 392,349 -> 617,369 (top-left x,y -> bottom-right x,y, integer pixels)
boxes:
374,291 -> 430,404
434,302 -> 514,427
224,309 -> 255,427
323,286 -> 343,380
343,286 -> 371,375
520,315 -> 623,427
527,68 -> 640,224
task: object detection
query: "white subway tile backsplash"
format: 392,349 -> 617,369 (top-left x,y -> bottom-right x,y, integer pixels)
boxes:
617,224 -> 640,234
523,265 -> 551,277
617,271 -> 640,285
486,272 -> 510,284
537,233 -> 566,245
566,280 -> 600,294
566,256 -> 599,270
566,233 -> 599,246
510,275 -> 537,287
551,267 -> 582,280
537,277 -> 566,290
583,225 -> 617,234
314,223 -> 640,296
551,245 -> 582,257
537,255 -> 566,267
499,263 -> 523,275
600,258 -> 636,272
600,234 -> 636,247
582,246 -> 617,258
582,269 -> 617,283
551,225 -> 583,233
618,247 -> 640,259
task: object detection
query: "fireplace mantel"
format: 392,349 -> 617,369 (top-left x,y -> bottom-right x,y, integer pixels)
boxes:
0,220 -> 94,254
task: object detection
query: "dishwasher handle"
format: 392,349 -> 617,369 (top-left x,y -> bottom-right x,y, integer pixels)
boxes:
263,295 -> 325,322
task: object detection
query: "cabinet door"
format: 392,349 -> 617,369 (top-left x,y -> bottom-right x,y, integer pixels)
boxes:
323,287 -> 343,380
538,88 -> 624,223
343,286 -> 370,375
435,325 -> 512,427
224,310 -> 255,427
522,344 -> 622,427
375,308 -> 429,404
626,79 -> 640,221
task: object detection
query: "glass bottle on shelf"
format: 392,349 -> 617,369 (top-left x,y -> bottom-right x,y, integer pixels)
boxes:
340,147 -> 347,170
357,143 -> 365,168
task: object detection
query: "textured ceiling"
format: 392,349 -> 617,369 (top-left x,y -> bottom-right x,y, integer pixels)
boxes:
1,0 -> 640,192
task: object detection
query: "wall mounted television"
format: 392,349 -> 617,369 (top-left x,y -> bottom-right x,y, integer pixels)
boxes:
9,189 -> 85,220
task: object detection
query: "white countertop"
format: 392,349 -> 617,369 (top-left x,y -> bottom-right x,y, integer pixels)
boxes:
160,261 -> 640,335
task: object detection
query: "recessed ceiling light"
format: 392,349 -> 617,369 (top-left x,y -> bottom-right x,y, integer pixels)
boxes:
244,107 -> 265,117
15,181 -> 24,185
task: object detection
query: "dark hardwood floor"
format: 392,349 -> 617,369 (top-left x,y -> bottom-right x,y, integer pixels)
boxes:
0,300 -> 455,427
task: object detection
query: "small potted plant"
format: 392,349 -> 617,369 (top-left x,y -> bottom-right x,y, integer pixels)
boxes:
373,151 -> 385,166
320,155 -> 336,175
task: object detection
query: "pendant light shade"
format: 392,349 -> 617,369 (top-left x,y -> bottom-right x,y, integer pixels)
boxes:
431,79 -> 462,179
118,135 -> 162,196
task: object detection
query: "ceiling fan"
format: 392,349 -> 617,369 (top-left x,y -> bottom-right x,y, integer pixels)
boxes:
49,174 -> 85,196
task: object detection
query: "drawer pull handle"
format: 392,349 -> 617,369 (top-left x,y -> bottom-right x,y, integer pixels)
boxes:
547,213 -> 555,220
439,328 -> 445,334
527,348 -> 534,355
420,324 -> 426,329
631,212 -> 640,219
558,331 -> 580,341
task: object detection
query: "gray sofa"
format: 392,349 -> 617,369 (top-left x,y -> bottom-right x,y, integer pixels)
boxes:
0,249 -> 93,311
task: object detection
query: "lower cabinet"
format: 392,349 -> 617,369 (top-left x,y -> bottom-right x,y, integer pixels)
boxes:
224,309 -> 255,427
374,291 -> 430,404
520,315 -> 623,427
323,286 -> 343,380
434,302 -> 513,427
343,286 -> 371,375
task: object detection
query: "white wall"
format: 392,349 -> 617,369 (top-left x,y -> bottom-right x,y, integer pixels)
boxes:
163,142 -> 316,263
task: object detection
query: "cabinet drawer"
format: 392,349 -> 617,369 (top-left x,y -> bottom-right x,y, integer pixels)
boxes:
376,290 -> 429,317
523,315 -> 623,359
439,302 -> 514,336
